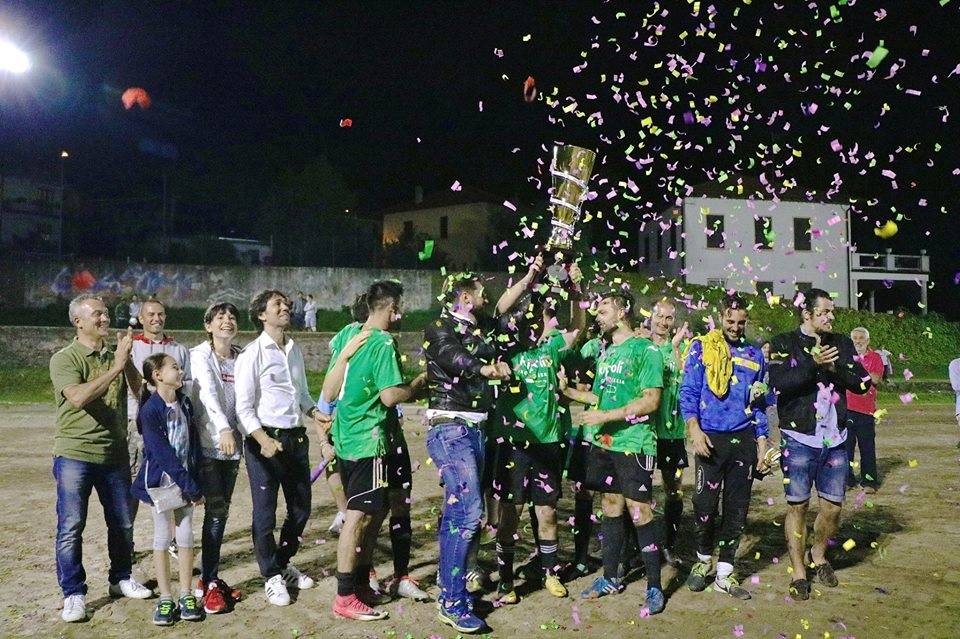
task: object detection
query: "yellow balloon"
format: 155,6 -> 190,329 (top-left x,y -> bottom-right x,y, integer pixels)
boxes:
874,220 -> 898,239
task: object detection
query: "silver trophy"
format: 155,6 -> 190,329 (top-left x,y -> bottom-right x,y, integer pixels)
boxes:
543,144 -> 596,286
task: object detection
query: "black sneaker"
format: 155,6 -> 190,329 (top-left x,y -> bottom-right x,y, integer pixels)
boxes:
714,575 -> 751,600
179,593 -> 203,621
686,560 -> 710,592
789,578 -> 811,600
153,598 -> 177,626
662,547 -> 682,567
813,561 -> 838,587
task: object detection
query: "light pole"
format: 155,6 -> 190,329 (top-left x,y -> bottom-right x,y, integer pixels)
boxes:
59,150 -> 68,259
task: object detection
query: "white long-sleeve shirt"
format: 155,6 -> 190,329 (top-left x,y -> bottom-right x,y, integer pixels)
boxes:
949,358 -> 960,417
235,331 -> 315,436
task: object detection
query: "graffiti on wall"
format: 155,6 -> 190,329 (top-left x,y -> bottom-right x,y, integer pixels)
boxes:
47,264 -> 229,304
21,260 -> 438,310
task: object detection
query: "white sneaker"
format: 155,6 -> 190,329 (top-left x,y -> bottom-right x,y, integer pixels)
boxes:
108,578 -> 153,599
282,564 -> 315,590
61,594 -> 86,622
328,511 -> 346,535
396,576 -> 431,601
265,574 -> 291,606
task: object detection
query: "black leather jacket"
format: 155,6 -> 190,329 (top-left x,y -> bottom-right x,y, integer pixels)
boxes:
423,310 -> 498,413
769,328 -> 870,436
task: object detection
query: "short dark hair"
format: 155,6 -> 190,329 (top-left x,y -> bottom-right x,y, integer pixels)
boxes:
720,293 -> 749,315
350,293 -> 369,323
794,287 -> 832,317
442,272 -> 482,306
203,302 -> 239,341
602,290 -> 635,319
367,280 -> 404,312
249,289 -> 287,333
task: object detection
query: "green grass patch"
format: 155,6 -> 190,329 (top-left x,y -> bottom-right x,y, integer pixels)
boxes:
0,367 -> 54,404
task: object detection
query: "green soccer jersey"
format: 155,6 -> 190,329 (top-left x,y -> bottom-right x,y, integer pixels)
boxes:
566,337 -> 603,440
590,335 -> 664,456
499,331 -> 572,444
655,340 -> 685,440
328,326 -> 403,461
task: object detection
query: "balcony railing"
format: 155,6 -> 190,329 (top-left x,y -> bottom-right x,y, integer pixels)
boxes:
852,249 -> 929,273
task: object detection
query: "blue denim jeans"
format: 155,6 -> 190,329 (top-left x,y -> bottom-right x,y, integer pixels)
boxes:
426,420 -> 485,607
53,456 -> 134,597
781,436 -> 848,504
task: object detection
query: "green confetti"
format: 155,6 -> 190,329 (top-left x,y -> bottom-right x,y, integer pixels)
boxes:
418,239 -> 435,261
866,41 -> 889,69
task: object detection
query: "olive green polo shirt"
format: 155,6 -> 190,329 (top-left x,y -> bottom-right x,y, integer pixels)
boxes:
49,339 -> 128,465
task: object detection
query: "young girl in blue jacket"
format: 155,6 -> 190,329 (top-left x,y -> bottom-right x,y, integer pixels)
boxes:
132,353 -> 205,626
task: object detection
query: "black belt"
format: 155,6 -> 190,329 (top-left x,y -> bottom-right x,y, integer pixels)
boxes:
261,426 -> 306,438
427,416 -> 481,429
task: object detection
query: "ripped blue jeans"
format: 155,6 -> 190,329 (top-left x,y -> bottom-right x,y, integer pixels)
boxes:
426,420 -> 485,607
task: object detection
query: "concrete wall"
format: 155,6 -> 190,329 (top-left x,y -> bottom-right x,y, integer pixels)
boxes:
0,259 -> 438,311
682,197 -> 851,305
0,325 -> 426,371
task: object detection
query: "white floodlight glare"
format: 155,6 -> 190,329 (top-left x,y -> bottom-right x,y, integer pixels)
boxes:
0,40 -> 31,74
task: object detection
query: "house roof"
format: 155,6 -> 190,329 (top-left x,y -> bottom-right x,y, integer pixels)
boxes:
687,174 -> 852,205
377,184 -> 503,217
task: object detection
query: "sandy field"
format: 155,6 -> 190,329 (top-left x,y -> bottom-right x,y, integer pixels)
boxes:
1,401 -> 958,638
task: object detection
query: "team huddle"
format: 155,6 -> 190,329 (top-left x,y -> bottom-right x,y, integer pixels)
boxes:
50,257 -> 872,633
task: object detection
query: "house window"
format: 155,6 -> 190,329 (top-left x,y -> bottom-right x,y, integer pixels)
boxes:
754,216 -> 773,250
439,215 -> 449,239
403,220 -> 413,236
37,187 -> 52,205
756,281 -> 774,297
707,278 -> 726,288
705,214 -> 724,248
669,223 -> 677,252
793,217 -> 812,251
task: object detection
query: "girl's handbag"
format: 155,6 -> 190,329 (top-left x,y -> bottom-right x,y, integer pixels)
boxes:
144,460 -> 188,513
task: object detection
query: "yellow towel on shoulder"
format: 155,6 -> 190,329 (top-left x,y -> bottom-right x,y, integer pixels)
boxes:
688,329 -> 733,397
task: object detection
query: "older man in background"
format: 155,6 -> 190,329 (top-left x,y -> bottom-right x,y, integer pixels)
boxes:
845,327 -> 885,493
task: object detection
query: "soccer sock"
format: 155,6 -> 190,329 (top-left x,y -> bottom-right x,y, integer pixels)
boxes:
717,561 -> 734,580
496,542 -> 516,587
620,514 -> 638,572
573,497 -> 594,565
539,539 -> 560,576
600,515 -> 625,581
336,571 -> 356,597
389,516 -> 412,578
355,563 -> 372,590
697,552 -> 713,563
636,520 -> 662,590
528,504 -> 542,548
664,498 -> 683,548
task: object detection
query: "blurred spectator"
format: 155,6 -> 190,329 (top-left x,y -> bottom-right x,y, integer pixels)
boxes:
291,291 -> 306,329
128,295 -> 142,327
950,357 -> 960,448
303,294 -> 318,332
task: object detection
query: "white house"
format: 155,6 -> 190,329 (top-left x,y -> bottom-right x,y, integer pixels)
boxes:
639,188 -> 930,313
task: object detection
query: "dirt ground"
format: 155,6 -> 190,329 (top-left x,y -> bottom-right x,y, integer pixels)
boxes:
2,401 -> 959,639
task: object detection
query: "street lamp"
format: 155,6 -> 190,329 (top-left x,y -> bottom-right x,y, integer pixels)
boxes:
59,150 -> 69,259
0,40 -> 30,74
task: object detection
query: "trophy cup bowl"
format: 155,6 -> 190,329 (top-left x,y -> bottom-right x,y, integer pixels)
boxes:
544,144 -> 596,286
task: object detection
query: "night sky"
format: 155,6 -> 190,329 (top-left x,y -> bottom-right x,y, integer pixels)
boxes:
2,1 -> 959,316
